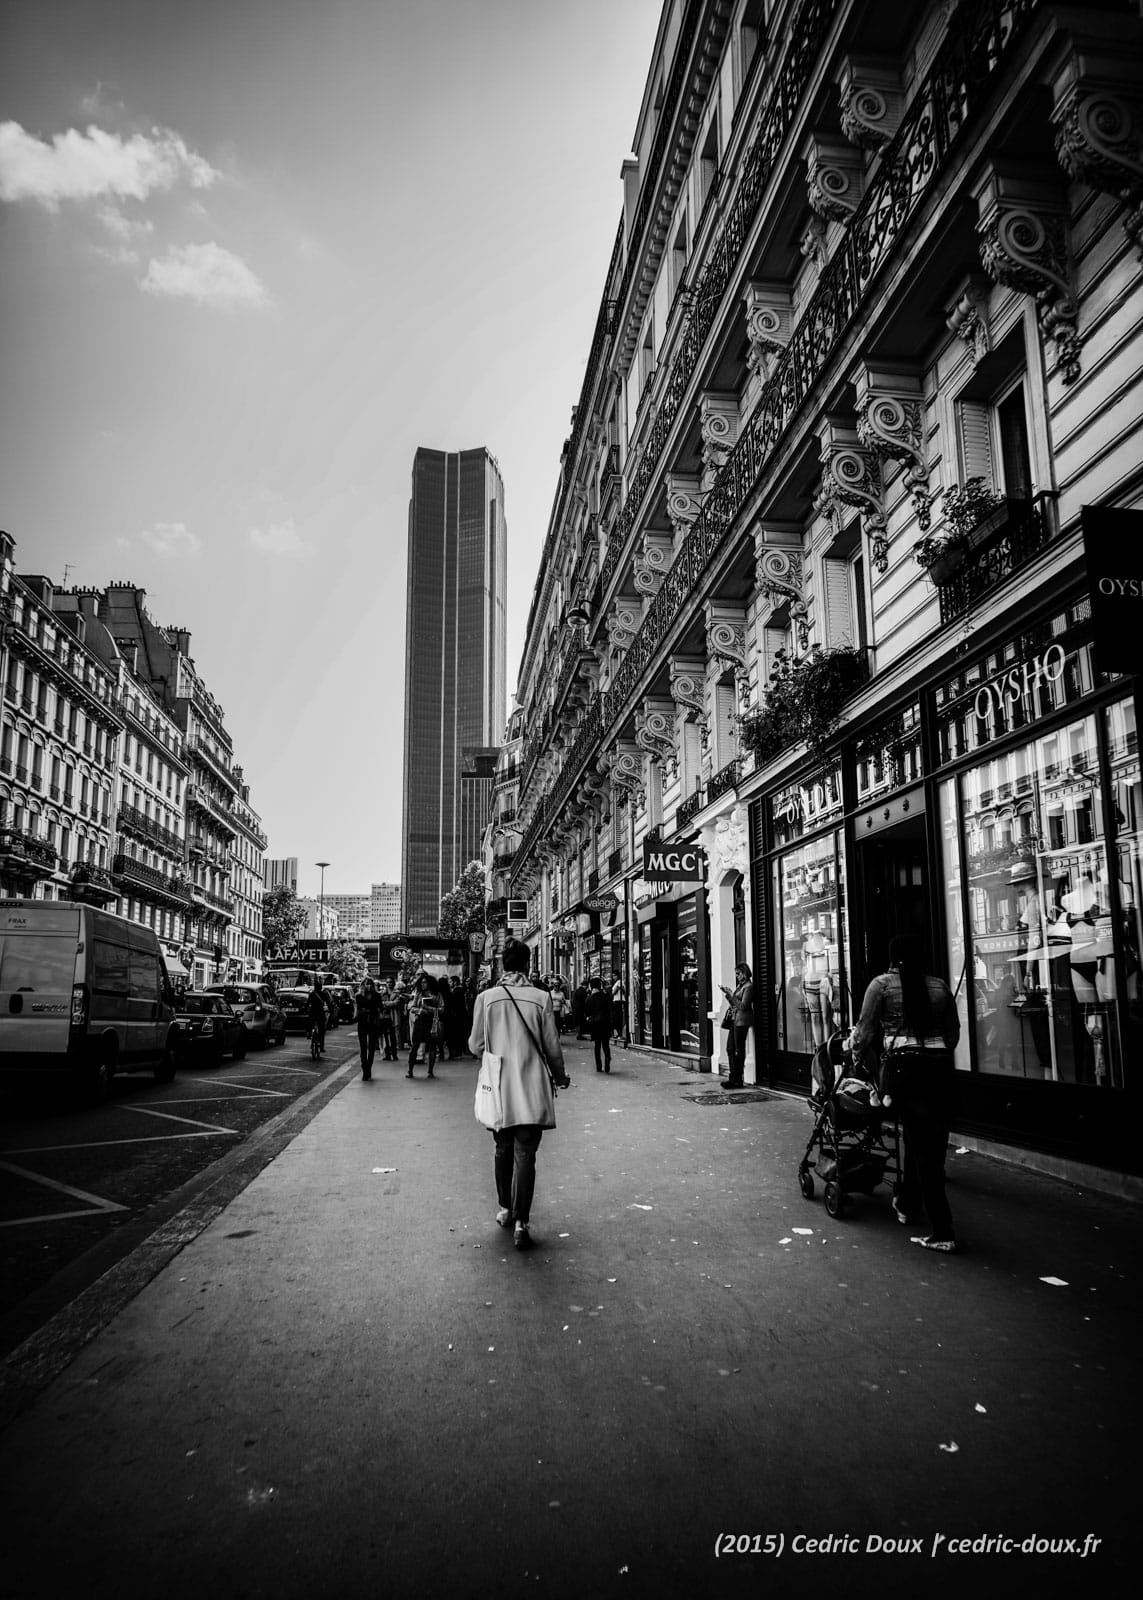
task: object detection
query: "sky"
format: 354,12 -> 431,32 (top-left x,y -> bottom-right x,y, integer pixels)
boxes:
0,0 -> 662,900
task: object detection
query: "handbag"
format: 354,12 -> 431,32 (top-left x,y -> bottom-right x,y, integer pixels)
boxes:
474,1050 -> 503,1130
720,1006 -> 732,1029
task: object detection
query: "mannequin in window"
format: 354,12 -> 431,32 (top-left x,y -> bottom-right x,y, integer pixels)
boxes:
1009,860 -> 1041,990
802,930 -> 834,1047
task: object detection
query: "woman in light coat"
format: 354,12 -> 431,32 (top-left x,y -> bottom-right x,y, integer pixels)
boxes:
468,938 -> 570,1250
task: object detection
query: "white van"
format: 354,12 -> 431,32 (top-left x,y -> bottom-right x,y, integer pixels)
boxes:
0,900 -> 178,1099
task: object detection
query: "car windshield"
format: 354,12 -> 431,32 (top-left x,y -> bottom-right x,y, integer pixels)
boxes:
181,996 -> 212,1014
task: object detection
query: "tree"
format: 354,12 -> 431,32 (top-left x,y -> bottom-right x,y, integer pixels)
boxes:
438,859 -> 487,941
326,939 -> 369,987
262,885 -> 307,959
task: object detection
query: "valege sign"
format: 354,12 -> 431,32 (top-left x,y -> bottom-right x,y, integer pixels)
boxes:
1084,505 -> 1143,674
642,841 -> 705,881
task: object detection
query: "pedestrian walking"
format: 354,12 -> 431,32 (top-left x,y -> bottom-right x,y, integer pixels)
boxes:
468,937 -> 569,1250
719,963 -> 754,1089
550,977 -> 568,1035
610,974 -> 628,1046
585,976 -> 613,1073
305,980 -> 327,1056
377,979 -> 400,1061
407,973 -> 444,1078
851,936 -> 961,1252
445,976 -> 468,1060
355,977 -> 383,1080
571,980 -> 588,1039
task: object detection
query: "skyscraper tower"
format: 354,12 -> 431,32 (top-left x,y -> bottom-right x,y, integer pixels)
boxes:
401,447 -> 507,936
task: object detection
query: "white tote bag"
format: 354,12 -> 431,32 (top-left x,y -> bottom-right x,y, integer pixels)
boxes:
474,1050 -> 504,1130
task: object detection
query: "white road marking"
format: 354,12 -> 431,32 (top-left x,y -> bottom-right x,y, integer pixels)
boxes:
0,1159 -> 128,1227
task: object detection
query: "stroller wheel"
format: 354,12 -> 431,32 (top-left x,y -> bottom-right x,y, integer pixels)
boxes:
824,1181 -> 845,1219
798,1168 -> 814,1200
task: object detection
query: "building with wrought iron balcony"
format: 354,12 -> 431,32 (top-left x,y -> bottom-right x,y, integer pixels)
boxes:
1,539 -> 121,905
227,771 -> 267,981
508,0 -> 1143,1176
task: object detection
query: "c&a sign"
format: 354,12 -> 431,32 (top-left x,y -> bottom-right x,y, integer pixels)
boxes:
642,841 -> 706,882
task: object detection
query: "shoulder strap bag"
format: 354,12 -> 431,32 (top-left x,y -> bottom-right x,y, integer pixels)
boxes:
500,985 -> 560,1093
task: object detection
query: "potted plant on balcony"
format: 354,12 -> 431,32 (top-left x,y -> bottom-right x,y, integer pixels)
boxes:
738,645 -> 867,765
914,476 -> 1004,583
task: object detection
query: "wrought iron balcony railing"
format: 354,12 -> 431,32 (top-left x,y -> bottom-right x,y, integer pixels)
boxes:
935,493 -> 1060,625
707,758 -> 740,804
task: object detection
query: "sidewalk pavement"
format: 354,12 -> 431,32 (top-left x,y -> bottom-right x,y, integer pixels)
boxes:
0,1035 -> 1136,1600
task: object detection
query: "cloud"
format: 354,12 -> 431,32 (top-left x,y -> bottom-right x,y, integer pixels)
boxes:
0,120 -> 218,209
141,241 -> 270,310
249,520 -> 310,558
140,522 -> 202,558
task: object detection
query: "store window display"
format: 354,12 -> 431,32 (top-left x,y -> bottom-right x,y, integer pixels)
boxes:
941,706 -> 1130,1088
775,833 -> 846,1053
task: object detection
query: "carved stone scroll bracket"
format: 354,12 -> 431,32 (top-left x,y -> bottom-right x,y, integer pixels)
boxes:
705,603 -> 750,697
1052,61 -> 1143,264
635,697 -> 677,776
699,394 -> 739,489
974,167 -> 1081,385
804,133 -> 866,224
607,743 -> 645,813
854,367 -> 931,532
669,655 -> 708,755
836,56 -> 904,155
815,421 -> 889,573
743,281 -> 793,386
666,474 -> 703,544
605,603 -> 640,655
633,532 -> 674,598
945,273 -> 992,365
755,544 -> 810,653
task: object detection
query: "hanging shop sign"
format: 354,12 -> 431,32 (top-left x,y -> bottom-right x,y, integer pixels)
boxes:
641,841 -> 705,882
1083,505 -> 1143,673
583,893 -> 618,912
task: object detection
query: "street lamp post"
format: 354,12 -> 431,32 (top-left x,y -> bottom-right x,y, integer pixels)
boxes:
316,861 -> 330,953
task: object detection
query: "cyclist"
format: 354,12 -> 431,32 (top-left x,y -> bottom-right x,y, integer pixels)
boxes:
306,980 -> 328,1057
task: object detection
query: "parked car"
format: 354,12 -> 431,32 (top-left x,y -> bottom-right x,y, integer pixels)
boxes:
278,986 -> 320,1035
204,983 -> 287,1048
173,992 -> 247,1065
326,983 -> 356,1023
0,899 -> 178,1100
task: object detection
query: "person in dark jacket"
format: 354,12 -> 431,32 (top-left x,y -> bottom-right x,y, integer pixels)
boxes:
720,963 -> 754,1089
852,936 -> 962,1252
571,981 -> 588,1039
356,978 -> 383,1080
585,977 -> 613,1073
445,976 -> 468,1059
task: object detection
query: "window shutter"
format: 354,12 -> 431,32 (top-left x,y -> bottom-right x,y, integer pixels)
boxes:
957,400 -> 994,485
822,558 -> 854,647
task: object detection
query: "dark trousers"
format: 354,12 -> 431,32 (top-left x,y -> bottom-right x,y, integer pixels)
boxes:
409,1015 -> 437,1069
726,1024 -> 749,1085
900,1093 -> 955,1239
591,1025 -> 611,1071
493,1125 -> 543,1224
357,1022 -> 379,1070
379,1018 -> 397,1059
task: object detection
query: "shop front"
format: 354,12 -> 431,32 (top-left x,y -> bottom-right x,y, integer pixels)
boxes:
750,593 -> 1142,1170
632,872 -> 710,1065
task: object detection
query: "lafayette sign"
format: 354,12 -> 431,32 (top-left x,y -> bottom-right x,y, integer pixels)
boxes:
641,841 -> 705,881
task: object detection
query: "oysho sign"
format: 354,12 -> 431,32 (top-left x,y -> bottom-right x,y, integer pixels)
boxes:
973,643 -> 1065,724
642,841 -> 705,881
1084,505 -> 1143,674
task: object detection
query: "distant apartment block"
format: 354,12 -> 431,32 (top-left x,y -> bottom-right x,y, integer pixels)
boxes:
265,857 -> 299,893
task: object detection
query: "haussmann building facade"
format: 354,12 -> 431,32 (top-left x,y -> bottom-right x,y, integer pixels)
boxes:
508,0 -> 1143,1180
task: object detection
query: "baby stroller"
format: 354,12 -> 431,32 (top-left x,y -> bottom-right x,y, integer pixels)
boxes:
798,1030 -> 900,1220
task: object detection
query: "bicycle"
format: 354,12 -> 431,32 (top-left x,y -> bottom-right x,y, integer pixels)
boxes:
309,1024 -> 324,1061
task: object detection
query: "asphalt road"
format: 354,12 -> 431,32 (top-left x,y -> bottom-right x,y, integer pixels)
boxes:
0,1025 -> 360,1359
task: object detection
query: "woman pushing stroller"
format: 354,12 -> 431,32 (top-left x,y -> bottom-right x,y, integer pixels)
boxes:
851,938 -> 961,1253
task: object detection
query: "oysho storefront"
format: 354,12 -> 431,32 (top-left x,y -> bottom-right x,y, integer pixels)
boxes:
750,592 -> 1142,1172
